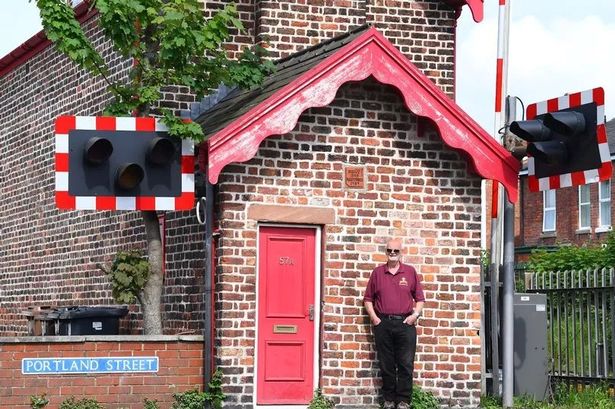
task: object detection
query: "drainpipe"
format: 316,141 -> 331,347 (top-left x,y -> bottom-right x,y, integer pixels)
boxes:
200,146 -> 215,402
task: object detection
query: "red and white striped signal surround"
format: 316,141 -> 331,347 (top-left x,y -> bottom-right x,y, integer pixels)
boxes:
55,116 -> 195,211
526,87 -> 612,192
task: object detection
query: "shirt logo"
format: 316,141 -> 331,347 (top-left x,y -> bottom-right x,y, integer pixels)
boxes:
399,277 -> 408,286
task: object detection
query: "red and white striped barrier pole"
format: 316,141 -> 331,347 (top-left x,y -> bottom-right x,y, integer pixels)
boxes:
491,0 -> 515,407
487,0 -> 513,405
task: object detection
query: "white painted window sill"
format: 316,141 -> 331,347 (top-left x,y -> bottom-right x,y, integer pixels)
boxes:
595,226 -> 612,234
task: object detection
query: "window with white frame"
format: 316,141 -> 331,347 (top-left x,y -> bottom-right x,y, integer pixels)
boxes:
578,185 -> 591,230
543,189 -> 556,232
599,180 -> 611,229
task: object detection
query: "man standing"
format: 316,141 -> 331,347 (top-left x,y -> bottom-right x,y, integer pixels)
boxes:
364,238 -> 425,409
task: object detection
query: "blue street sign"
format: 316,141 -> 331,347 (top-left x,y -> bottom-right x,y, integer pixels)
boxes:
22,357 -> 159,374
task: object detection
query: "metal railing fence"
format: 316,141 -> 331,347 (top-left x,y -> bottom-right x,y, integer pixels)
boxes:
527,268 -> 615,384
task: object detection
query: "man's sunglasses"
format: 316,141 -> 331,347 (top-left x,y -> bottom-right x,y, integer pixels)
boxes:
386,248 -> 400,254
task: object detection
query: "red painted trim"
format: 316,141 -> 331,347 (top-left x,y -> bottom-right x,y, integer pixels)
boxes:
495,58 -> 503,113
96,116 -> 116,130
569,93 -> 581,107
466,0 -> 485,22
55,191 -> 75,209
490,183 -> 499,218
182,156 -> 195,174
547,98 -> 558,112
136,196 -> 156,209
528,176 -> 538,192
55,153 -> 69,172
136,117 -> 156,131
0,1 -> 96,78
597,124 -> 607,144
571,172 -> 585,186
593,87 -> 605,105
175,192 -> 195,209
599,163 -> 611,180
55,116 -> 76,134
96,196 -> 117,210
204,27 -> 520,202
527,104 -> 537,120
442,0 -> 484,22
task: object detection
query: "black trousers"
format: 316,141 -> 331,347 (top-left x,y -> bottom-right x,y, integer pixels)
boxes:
374,318 -> 417,404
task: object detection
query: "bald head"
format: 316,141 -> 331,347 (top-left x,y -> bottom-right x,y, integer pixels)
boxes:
386,238 -> 402,250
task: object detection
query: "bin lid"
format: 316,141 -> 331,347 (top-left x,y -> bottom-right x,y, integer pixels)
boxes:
55,306 -> 129,320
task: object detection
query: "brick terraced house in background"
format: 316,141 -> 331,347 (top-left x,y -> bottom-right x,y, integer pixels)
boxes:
0,1 -> 519,408
517,118 -> 615,257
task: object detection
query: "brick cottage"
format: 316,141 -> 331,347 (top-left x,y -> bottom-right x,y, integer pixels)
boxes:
0,1 -> 519,408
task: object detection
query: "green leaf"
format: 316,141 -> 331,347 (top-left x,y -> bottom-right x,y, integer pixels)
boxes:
103,250 -> 149,305
36,0 -> 273,137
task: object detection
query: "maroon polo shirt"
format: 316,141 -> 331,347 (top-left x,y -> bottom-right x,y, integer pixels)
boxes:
364,262 -> 425,315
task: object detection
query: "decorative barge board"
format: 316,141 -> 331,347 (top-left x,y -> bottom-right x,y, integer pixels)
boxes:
195,25 -> 519,202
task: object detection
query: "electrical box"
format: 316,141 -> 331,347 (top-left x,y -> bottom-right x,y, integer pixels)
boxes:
514,293 -> 549,400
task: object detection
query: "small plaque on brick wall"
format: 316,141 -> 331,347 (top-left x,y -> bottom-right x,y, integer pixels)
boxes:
344,166 -> 365,189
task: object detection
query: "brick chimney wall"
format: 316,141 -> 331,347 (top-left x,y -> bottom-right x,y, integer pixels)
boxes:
255,0 -> 456,95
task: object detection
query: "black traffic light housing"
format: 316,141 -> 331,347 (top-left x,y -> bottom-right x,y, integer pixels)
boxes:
55,116 -> 194,211
510,103 -> 600,179
70,129 -> 181,197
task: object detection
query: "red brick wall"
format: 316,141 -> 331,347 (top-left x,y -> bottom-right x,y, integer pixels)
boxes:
204,0 -> 256,57
1,1 -> 471,407
256,0 -> 456,95
0,0 -> 458,336
0,14 -> 205,336
214,79 -> 482,408
0,337 -> 203,409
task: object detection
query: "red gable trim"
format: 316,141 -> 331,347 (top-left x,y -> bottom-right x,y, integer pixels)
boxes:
465,0 -> 485,23
0,1 -> 95,78
205,27 -> 519,202
442,0 -> 484,22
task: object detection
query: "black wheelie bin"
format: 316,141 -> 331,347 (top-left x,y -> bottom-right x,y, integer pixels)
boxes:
53,306 -> 128,335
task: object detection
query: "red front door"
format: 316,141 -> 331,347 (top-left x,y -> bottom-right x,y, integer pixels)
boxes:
257,226 -> 317,404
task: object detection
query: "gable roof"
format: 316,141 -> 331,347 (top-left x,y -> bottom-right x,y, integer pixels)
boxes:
195,26 -> 520,202
194,26 -> 368,138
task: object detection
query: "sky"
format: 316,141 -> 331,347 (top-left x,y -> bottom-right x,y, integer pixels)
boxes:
0,1 -> 42,57
456,0 -> 615,132
1,1 -> 615,134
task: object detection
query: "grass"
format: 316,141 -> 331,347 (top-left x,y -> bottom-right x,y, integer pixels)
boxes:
480,383 -> 615,408
547,307 -> 613,378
